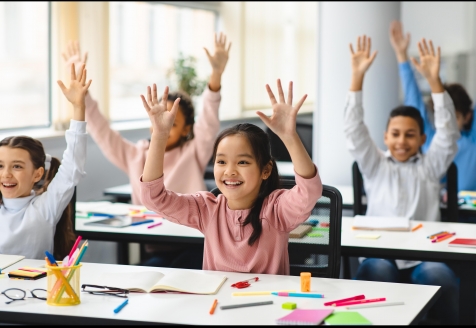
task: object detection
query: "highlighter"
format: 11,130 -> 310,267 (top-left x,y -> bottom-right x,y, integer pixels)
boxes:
300,272 -> 311,292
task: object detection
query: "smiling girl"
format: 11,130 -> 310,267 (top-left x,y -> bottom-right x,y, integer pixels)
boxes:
139,80 -> 322,274
0,64 -> 90,259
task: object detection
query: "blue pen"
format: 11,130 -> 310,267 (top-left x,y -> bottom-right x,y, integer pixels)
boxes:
89,213 -> 115,218
45,251 -> 58,266
130,219 -> 154,226
271,292 -> 324,298
114,299 -> 129,313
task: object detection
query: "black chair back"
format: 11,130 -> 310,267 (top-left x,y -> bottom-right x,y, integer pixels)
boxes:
352,162 -> 366,215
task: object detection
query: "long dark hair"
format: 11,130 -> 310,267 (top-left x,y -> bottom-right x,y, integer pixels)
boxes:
212,123 -> 280,246
167,90 -> 195,145
0,136 -> 76,259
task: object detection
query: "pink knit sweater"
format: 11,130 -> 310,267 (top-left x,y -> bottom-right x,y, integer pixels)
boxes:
85,88 -> 222,204
140,167 -> 322,275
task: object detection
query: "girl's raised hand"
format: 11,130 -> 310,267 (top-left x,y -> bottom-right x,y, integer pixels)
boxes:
350,35 -> 377,77
62,40 -> 88,77
204,32 -> 231,76
140,85 -> 181,140
57,63 -> 92,121
257,79 -> 307,142
410,39 -> 442,91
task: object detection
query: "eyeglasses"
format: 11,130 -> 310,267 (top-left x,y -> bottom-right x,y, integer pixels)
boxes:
81,284 -> 129,298
1,288 -> 47,304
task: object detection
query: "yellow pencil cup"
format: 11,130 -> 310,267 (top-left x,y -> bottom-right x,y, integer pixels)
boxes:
46,262 -> 82,306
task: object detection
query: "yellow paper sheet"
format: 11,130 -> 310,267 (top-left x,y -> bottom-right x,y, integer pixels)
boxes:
355,234 -> 381,239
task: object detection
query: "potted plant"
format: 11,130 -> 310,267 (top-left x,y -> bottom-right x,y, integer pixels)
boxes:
167,52 -> 207,98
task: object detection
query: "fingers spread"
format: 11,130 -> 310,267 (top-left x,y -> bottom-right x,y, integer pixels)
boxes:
140,95 -> 151,112
429,40 -> 435,56
169,97 -> 181,117
71,63 -> 76,81
294,94 -> 307,113
287,81 -> 293,105
57,80 -> 67,93
349,43 -> 355,55
277,79 -> 285,103
147,86 -> 152,105
266,84 -> 277,105
162,86 -> 169,106
256,111 -> 271,126
152,84 -> 158,105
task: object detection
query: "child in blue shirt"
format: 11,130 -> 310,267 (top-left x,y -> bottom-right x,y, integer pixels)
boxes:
390,21 -> 476,194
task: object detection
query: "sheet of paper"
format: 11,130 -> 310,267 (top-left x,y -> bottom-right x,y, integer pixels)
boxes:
352,215 -> 410,231
355,234 -> 381,239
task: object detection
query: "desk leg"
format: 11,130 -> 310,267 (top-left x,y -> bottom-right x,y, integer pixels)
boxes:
459,262 -> 476,325
117,242 -> 129,265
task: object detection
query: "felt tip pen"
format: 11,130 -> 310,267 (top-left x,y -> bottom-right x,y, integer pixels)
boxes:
331,297 -> 386,307
324,294 -> 365,306
45,251 -> 58,266
432,233 -> 455,243
427,231 -> 448,239
271,292 -> 324,298
147,222 -> 163,229
130,219 -> 154,226
114,299 -> 129,313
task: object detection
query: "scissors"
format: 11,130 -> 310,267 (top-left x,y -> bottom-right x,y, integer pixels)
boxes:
231,277 -> 259,289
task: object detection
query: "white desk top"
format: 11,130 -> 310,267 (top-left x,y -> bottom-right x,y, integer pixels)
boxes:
341,216 -> 476,259
0,259 -> 439,325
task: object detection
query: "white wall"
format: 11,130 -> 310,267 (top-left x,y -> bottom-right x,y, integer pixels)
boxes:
313,2 -> 401,187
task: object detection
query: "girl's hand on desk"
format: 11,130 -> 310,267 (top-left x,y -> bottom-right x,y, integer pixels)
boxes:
204,32 -> 231,91
62,40 -> 88,78
57,63 -> 92,121
141,84 -> 181,141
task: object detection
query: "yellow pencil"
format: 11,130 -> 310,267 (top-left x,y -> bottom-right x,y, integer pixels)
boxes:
232,290 -> 296,296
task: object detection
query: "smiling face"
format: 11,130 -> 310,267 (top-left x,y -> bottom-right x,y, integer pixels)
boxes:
0,146 -> 44,199
214,134 -> 272,210
384,116 -> 426,162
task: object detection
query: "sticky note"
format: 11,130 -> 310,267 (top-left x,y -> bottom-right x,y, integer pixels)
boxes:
355,234 -> 381,239
307,233 -> 324,237
282,302 -> 297,310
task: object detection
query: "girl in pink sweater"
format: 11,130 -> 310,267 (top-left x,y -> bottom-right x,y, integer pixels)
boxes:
140,80 -> 322,275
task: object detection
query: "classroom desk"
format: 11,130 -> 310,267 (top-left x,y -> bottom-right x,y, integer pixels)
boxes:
0,259 -> 440,325
340,217 -> 476,325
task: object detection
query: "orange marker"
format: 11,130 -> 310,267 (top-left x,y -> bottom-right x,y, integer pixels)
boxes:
432,233 -> 455,243
411,223 -> 423,232
209,299 -> 218,315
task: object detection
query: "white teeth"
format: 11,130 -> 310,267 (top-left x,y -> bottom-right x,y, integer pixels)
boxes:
2,183 -> 16,187
224,181 -> 242,186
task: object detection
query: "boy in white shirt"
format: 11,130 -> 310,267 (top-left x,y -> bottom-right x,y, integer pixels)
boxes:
344,35 -> 459,325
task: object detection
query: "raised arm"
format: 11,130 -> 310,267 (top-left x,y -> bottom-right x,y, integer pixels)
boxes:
256,80 -> 315,179
344,35 -> 383,179
412,39 -> 459,178
204,32 -> 231,92
62,40 -> 142,174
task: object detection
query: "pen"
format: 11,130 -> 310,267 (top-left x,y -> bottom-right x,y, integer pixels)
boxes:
411,223 -> 423,232
232,290 -> 295,296
147,222 -> 163,229
324,294 -> 365,306
220,300 -> 273,310
114,299 -> 129,314
45,251 -> 58,266
68,236 -> 82,259
89,213 -> 115,218
346,301 -> 404,309
427,231 -> 448,239
331,297 -> 386,307
432,233 -> 455,243
271,292 -> 324,298
130,219 -> 155,226
209,299 -> 218,315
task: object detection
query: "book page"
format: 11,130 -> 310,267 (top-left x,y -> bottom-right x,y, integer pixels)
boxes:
94,271 -> 165,292
151,270 -> 227,294
353,215 -> 410,231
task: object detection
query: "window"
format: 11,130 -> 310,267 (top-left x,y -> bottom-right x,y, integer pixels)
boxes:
242,2 -> 317,112
109,2 -> 217,122
0,2 -> 50,131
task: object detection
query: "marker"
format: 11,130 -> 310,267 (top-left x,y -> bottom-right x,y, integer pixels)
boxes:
427,231 -> 448,239
220,300 -> 273,310
411,223 -> 423,232
209,299 -> 218,315
114,299 -> 129,313
271,292 -> 324,298
232,290 -> 295,296
45,251 -> 58,266
432,233 -> 455,243
130,219 -> 154,226
147,222 -> 163,229
324,294 -> 365,306
346,301 -> 404,309
331,297 -> 386,307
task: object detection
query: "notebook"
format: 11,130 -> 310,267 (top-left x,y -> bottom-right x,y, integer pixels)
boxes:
76,201 -> 143,216
91,270 -> 227,294
324,311 -> 372,325
448,238 -> 476,248
276,309 -> 334,325
352,215 -> 411,231
0,254 -> 25,271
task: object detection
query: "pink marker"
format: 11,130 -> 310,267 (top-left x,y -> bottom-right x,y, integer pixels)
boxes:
147,222 -> 163,229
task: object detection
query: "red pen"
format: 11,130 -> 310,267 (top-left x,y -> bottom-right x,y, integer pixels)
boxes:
324,294 -> 365,306
432,233 -> 455,243
331,297 -> 386,307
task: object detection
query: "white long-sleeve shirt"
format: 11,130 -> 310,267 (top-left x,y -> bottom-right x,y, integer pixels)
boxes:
0,120 -> 87,259
344,91 -> 459,269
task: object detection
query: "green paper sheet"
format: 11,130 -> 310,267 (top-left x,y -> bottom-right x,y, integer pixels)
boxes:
324,311 -> 372,325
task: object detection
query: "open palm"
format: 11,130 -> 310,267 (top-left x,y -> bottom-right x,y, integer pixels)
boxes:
204,32 -> 231,75
257,80 -> 306,140
141,85 -> 180,139
57,63 -> 91,107
350,35 -> 377,76
389,21 -> 410,54
411,39 -> 440,81
62,40 -> 88,77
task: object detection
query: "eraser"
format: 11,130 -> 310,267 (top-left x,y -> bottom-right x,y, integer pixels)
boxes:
282,302 -> 297,310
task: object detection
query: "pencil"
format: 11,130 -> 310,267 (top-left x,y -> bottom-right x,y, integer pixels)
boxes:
209,299 -> 218,315
432,233 -> 455,243
346,301 -> 404,309
220,300 -> 273,310
411,223 -> 423,232
232,290 -> 295,296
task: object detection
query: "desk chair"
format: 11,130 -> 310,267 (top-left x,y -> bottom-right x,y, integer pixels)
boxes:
210,180 -> 343,279
54,187 -> 77,259
266,124 -> 313,163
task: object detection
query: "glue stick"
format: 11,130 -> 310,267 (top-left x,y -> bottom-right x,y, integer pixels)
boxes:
300,272 -> 311,292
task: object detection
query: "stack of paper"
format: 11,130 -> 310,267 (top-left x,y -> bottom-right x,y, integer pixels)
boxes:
352,215 -> 411,231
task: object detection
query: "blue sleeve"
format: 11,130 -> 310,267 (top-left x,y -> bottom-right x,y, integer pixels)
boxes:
399,61 -> 434,149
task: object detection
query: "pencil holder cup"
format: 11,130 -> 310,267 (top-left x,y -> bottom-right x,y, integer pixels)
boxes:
46,262 -> 82,306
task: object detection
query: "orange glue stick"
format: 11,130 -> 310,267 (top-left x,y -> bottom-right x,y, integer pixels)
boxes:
300,272 -> 311,292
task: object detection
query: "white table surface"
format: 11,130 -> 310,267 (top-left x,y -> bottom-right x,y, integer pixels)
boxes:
0,259 -> 439,325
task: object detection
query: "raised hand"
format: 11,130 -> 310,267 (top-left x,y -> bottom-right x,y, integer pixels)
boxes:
204,32 -> 231,91
411,39 -> 443,93
350,35 -> 377,77
62,40 -> 88,77
57,63 -> 92,121
140,85 -> 181,140
389,21 -> 410,62
257,79 -> 307,142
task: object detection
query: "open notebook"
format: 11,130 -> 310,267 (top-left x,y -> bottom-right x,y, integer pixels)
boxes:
0,254 -> 25,271
92,270 -> 227,295
352,215 -> 411,231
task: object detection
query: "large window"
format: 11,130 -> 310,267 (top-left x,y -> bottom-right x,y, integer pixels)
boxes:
109,2 -> 217,122
0,2 -> 50,130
